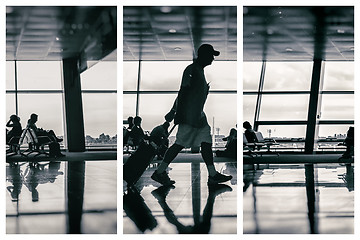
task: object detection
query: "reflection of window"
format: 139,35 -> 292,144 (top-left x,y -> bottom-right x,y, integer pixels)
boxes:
82,93 -> 117,138
243,62 -> 262,91
258,125 -> 306,139
259,95 -> 309,121
319,94 -> 354,120
323,62 -> 354,91
6,61 -> 15,90
81,61 -> 117,90
17,94 -> 64,137
123,61 -> 139,91
263,62 -> 312,91
243,95 -> 257,123
140,61 -> 191,91
17,61 -> 62,90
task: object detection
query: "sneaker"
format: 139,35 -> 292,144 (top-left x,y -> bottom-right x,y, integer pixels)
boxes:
151,171 -> 175,186
208,172 -> 232,185
151,185 -> 175,201
55,153 -> 65,158
208,184 -> 232,197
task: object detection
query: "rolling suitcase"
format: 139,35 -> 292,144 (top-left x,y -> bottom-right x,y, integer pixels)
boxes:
123,141 -> 156,186
123,124 -> 176,186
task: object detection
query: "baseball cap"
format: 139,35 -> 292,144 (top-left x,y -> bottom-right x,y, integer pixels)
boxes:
197,44 -> 220,57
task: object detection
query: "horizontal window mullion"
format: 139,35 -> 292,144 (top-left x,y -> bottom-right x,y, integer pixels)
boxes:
320,91 -> 354,94
244,91 -> 354,95
318,120 -> 354,125
7,90 -> 117,94
244,91 -> 310,95
7,90 -> 63,94
256,121 -> 308,125
123,90 -> 236,94
81,90 -> 117,93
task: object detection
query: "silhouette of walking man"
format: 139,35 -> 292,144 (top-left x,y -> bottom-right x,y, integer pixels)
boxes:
151,44 -> 232,186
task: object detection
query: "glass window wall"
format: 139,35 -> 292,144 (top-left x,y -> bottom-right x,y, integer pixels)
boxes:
243,61 -> 354,152
243,62 -> 262,91
124,60 -> 237,139
243,95 -> 257,124
17,61 -> 62,90
322,62 -> 354,91
81,60 -> 117,148
81,61 -> 117,90
263,62 -> 312,91
259,95 -> 309,121
140,61 -> 191,91
6,61 -> 65,140
17,94 -> 64,137
319,94 -> 354,120
6,58 -> 117,150
6,61 -> 15,90
123,61 -> 139,91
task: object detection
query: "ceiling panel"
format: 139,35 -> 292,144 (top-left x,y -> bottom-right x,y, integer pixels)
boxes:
6,6 -> 117,61
123,6 -> 237,61
243,6 -> 354,61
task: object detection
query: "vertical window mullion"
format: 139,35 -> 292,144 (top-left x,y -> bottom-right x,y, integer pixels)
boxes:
253,60 -> 266,131
14,60 -> 18,115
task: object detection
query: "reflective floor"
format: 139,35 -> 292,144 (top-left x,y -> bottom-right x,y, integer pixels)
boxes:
123,154 -> 237,234
243,162 -> 354,234
6,158 -> 117,234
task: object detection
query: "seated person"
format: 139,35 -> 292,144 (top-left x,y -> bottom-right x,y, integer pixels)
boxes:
150,121 -> 170,159
6,114 -> 22,143
27,113 -> 62,143
216,127 -> 237,158
339,126 -> 354,160
129,116 -> 146,147
27,113 -> 64,157
123,116 -> 134,147
243,121 -> 258,150
243,121 -> 256,143
127,116 -> 134,130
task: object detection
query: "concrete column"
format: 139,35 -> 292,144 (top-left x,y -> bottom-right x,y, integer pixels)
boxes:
67,161 -> 85,233
62,57 -> 86,152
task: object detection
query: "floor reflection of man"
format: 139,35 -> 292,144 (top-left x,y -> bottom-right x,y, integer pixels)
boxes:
123,187 -> 158,233
24,163 -> 42,202
6,163 -> 23,202
15,162 -> 64,202
151,184 -> 232,233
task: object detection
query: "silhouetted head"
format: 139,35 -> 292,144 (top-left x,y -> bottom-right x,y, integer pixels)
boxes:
162,121 -> 170,130
10,114 -> 19,122
127,116 -> 134,127
197,44 -> 220,67
229,128 -> 237,136
30,113 -> 38,123
243,121 -> 252,130
134,116 -> 142,126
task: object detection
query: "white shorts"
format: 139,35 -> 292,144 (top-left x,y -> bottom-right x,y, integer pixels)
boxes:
175,123 -> 212,148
